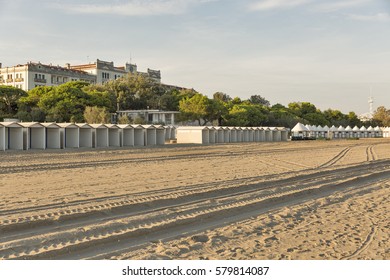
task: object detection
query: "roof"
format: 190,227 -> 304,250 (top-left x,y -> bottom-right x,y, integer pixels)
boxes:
75,123 -> 93,129
18,122 -> 43,128
177,126 -> 208,130
0,122 -> 22,128
291,122 -> 309,132
90,124 -> 108,129
41,123 -> 61,128
57,123 -> 79,128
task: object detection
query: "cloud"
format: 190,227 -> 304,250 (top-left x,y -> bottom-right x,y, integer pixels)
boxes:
312,0 -> 370,12
249,0 -> 311,11
347,12 -> 390,22
54,0 -> 214,16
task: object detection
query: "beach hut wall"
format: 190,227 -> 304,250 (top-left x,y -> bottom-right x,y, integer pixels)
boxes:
176,126 -> 209,144
40,123 -> 61,149
118,124 -> 134,147
141,125 -> 156,146
77,124 -> 93,148
1,122 -> 24,150
155,125 -> 166,145
106,124 -> 121,147
58,123 -> 80,149
248,128 -> 255,142
208,127 -> 216,143
229,127 -> 237,143
265,128 -> 273,142
242,127 -> 250,142
163,126 -> 171,141
236,127 -> 243,142
90,124 -> 109,148
19,122 -> 45,150
0,124 -> 4,151
223,127 -> 230,143
132,125 -> 145,146
215,127 -> 224,143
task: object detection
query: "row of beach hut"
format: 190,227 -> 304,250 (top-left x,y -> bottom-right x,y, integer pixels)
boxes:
291,123 -> 388,139
0,122 -> 177,151
176,126 -> 289,144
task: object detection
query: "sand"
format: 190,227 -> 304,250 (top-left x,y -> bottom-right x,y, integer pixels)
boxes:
0,139 -> 389,260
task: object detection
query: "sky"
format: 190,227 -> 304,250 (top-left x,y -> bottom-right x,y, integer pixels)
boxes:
1,0 -> 389,115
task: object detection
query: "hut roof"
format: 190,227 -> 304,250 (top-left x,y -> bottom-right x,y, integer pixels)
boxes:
292,123 -> 309,132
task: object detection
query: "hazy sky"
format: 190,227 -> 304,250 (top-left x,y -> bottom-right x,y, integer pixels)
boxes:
1,0 -> 389,114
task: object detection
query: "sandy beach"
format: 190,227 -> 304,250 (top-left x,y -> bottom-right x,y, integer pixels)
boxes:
0,139 -> 389,260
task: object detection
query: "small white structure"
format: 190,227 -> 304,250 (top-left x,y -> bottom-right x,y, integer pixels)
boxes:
142,125 -> 157,146
208,126 -> 216,144
360,126 -> 367,138
352,125 -> 360,138
329,125 -> 338,139
106,124 -> 121,147
229,127 -> 237,143
132,125 -> 145,146
91,124 -> 109,148
236,127 -> 243,142
291,123 -> 309,139
270,127 -> 281,142
77,123 -> 93,148
215,127 -> 224,143
154,125 -> 166,145
338,126 -> 346,138
19,122 -> 45,150
176,126 -> 209,144
41,123 -> 61,149
164,126 -> 172,141
0,123 -> 5,151
223,127 -> 230,143
118,124 -> 134,147
241,127 -> 249,142
374,126 -> 382,138
1,122 -> 24,150
265,127 -> 273,142
58,123 -> 80,149
279,127 -> 289,141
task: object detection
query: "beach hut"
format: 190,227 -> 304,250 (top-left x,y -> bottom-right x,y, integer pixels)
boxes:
170,126 -> 177,140
19,122 -> 45,150
264,127 -> 272,142
229,127 -> 237,143
323,125 -> 330,138
164,126 -> 172,141
366,126 -> 374,138
279,127 -> 289,141
142,125 -> 157,146
337,126 -> 346,138
105,124 -> 121,147
223,127 -> 230,143
248,127 -> 255,142
90,124 -> 109,148
258,127 -> 266,142
0,123 -> 4,151
58,123 -> 80,149
374,126 -> 382,138
352,126 -> 360,138
269,127 -> 280,142
1,122 -> 24,150
118,124 -> 134,147
253,127 -> 260,142
215,127 -> 224,143
383,127 -> 390,138
132,125 -> 145,146
77,123 -> 93,148
360,126 -> 367,138
329,125 -> 338,139
41,123 -> 61,149
291,123 -> 309,139
241,127 -> 250,142
235,127 -> 243,142
154,125 -> 166,145
176,126 -> 209,144
207,126 -> 216,144
345,126 -> 353,138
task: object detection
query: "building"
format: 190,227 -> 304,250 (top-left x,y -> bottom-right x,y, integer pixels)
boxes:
0,59 -> 162,91
117,110 -> 179,125
0,62 -> 96,91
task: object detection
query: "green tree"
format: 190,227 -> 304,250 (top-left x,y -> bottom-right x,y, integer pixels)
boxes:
179,93 -> 213,125
0,85 -> 27,119
373,106 -> 390,126
83,106 -> 110,124
248,94 -> 270,107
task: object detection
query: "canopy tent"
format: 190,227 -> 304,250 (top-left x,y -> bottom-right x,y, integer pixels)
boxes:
76,123 -> 93,148
106,124 -> 121,147
41,123 -> 61,149
90,124 -> 109,148
291,123 -> 309,138
58,123 -> 80,149
19,122 -> 45,150
118,124 -> 134,147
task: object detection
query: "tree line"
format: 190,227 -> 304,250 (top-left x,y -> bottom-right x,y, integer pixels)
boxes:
0,73 -> 389,127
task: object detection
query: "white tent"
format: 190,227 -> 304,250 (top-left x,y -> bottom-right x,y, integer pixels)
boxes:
345,125 -> 353,138
58,123 -> 80,149
106,124 -> 121,147
154,125 -> 166,145
374,126 -> 382,138
77,123 -> 93,148
337,126 -> 346,138
352,125 -> 360,138
291,123 -> 309,138
132,125 -> 145,146
19,122 -> 45,150
90,124 -> 109,148
360,126 -> 367,138
329,125 -> 338,139
176,126 -> 209,144
0,123 -> 5,151
118,124 -> 134,147
41,123 -> 61,149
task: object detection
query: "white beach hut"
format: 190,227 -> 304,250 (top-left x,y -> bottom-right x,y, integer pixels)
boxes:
105,124 -> 121,147
90,124 -> 109,148
223,127 -> 230,143
118,124 -> 134,147
207,126 -> 216,144
329,125 -> 338,139
366,126 -> 374,138
279,127 -> 289,141
264,127 -> 273,142
215,127 -> 225,143
1,122 -> 24,150
344,125 -> 353,138
270,127 -> 281,142
235,127 -> 243,142
248,127 -> 255,142
76,123 -> 93,148
132,125 -> 145,146
164,126 -> 172,141
374,126 -> 382,138
258,127 -> 266,142
352,126 -> 360,138
360,126 -> 367,138
241,127 -> 249,142
337,126 -> 346,138
0,123 -> 5,151
176,126 -> 209,144
323,125 -> 330,138
19,122 -> 45,150
154,125 -> 166,145
142,125 -> 157,146
41,123 -> 61,149
229,127 -> 237,143
58,123 -> 80,149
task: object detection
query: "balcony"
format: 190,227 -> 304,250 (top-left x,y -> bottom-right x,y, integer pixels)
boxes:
15,78 -> 24,82
34,78 -> 46,83
6,78 -> 13,83
0,79 -> 4,83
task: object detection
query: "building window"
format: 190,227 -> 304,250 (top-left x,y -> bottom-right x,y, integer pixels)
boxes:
35,74 -> 38,79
